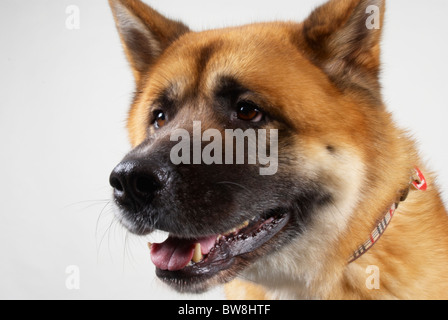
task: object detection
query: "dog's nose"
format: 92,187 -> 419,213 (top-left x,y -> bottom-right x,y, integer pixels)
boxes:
109,160 -> 161,210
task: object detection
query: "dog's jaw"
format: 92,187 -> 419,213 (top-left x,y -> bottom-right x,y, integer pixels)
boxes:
238,152 -> 367,299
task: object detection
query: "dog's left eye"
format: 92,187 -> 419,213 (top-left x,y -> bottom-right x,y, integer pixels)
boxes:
236,101 -> 264,122
153,111 -> 166,129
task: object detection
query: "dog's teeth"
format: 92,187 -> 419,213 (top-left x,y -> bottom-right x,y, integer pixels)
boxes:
240,220 -> 249,229
223,228 -> 235,236
147,242 -> 152,250
223,220 -> 250,236
233,220 -> 249,232
192,243 -> 203,263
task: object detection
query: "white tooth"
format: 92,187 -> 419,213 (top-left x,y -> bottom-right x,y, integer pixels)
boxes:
223,220 -> 250,236
192,243 -> 203,263
239,220 -> 249,229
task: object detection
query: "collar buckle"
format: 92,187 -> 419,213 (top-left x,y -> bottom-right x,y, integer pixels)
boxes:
412,167 -> 427,191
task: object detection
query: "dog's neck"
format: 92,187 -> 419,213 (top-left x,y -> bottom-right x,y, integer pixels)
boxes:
348,167 -> 427,263
240,168 -> 429,299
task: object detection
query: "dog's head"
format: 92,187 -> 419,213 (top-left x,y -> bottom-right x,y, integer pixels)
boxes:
108,0 -> 388,293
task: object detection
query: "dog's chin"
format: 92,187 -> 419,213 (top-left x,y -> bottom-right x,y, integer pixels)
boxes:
151,210 -> 296,294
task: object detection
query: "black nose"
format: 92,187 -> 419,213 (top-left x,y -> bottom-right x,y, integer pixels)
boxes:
109,160 -> 161,210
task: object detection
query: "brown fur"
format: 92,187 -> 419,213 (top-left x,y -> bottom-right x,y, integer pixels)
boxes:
109,0 -> 448,299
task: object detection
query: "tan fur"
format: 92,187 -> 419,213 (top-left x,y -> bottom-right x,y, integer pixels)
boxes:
225,280 -> 270,300
109,0 -> 448,299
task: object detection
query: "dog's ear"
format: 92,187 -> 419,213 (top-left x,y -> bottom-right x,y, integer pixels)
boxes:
298,0 -> 385,104
109,0 -> 190,85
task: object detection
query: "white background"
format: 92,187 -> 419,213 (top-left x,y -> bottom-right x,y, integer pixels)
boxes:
0,0 -> 447,300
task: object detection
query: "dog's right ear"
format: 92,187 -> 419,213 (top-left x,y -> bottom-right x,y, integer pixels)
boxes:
109,0 -> 190,85
298,0 -> 385,104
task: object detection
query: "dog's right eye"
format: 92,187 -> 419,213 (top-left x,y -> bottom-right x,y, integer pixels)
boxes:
236,100 -> 264,122
153,110 -> 166,129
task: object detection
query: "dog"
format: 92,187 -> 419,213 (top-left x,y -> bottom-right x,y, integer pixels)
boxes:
108,0 -> 448,299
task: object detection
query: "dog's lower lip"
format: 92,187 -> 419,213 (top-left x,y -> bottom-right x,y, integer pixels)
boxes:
153,212 -> 290,290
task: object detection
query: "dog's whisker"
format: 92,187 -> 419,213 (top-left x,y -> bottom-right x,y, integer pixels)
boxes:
62,199 -> 111,211
94,211 -> 117,265
98,214 -> 119,259
95,200 -> 113,240
217,181 -> 252,195
123,231 -> 131,273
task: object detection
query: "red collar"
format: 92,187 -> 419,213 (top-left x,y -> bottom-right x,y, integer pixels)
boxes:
348,167 -> 427,263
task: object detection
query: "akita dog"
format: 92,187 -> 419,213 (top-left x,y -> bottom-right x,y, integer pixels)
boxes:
108,0 -> 448,299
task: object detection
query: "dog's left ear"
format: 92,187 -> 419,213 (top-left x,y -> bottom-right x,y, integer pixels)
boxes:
298,0 -> 385,104
109,0 -> 190,86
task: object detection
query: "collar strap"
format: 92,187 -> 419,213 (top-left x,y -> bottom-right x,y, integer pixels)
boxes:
348,167 -> 426,263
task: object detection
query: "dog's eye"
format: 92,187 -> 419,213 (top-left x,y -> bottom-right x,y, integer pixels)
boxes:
236,101 -> 263,122
153,111 -> 166,129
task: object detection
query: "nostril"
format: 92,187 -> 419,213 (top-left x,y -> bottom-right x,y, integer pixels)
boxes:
110,176 -> 124,192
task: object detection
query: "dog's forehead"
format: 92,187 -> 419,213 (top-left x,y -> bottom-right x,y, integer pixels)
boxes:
140,23 -> 337,121
146,23 -> 308,99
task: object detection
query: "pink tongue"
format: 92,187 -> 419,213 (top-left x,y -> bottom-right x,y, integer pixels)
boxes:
150,235 -> 217,271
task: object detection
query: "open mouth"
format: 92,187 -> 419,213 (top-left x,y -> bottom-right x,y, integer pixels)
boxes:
149,211 -> 290,292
